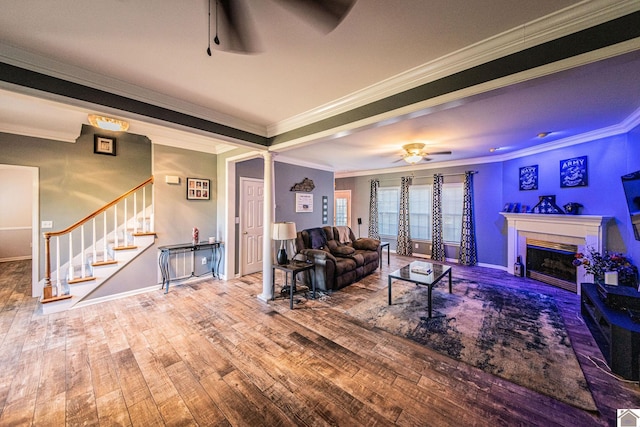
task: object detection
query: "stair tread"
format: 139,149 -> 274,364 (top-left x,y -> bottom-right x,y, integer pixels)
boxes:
92,260 -> 118,267
113,245 -> 138,250
41,294 -> 73,304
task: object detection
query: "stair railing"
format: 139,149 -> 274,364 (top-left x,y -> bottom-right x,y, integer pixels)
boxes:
42,176 -> 154,301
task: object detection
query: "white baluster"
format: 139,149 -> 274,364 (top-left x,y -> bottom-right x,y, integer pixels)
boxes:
92,218 -> 96,265
114,204 -> 118,248
68,231 -> 74,283
103,211 -> 108,262
55,236 -> 60,287
134,192 -> 138,234
124,198 -> 128,244
81,225 -> 86,278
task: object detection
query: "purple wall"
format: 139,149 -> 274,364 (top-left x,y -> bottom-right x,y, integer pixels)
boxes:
503,131 -> 640,264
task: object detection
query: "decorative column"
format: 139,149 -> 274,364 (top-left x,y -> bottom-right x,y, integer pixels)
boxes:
258,151 -> 275,302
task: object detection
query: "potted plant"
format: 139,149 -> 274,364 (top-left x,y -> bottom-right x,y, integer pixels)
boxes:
573,248 -> 638,287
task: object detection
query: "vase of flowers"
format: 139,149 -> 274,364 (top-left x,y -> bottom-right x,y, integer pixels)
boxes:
573,248 -> 638,287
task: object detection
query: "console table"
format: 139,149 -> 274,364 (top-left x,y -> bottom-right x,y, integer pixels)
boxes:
158,241 -> 223,293
581,282 -> 640,380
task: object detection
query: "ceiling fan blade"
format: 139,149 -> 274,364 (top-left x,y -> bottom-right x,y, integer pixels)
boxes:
217,0 -> 262,53
427,151 -> 452,155
272,0 -> 356,33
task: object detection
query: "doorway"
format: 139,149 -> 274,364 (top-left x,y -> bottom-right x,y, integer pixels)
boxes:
0,165 -> 39,297
334,190 -> 351,227
240,177 -> 264,275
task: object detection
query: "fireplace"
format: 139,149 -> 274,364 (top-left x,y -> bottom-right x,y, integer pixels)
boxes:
526,239 -> 577,292
501,212 -> 611,295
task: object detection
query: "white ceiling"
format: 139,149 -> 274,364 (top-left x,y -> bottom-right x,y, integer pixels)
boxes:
1,0 -> 640,175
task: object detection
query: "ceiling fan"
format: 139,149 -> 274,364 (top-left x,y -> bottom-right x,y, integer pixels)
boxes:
397,143 -> 452,164
206,0 -> 357,55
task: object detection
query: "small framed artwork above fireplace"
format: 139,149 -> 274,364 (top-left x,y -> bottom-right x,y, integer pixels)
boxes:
560,155 -> 588,188
519,165 -> 538,191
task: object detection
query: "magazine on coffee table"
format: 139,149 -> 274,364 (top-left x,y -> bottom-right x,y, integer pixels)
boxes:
410,266 -> 432,275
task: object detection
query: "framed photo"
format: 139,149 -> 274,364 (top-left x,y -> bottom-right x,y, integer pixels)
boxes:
94,135 -> 116,156
186,177 -> 211,200
295,193 -> 313,212
560,156 -> 588,188
519,165 -> 538,191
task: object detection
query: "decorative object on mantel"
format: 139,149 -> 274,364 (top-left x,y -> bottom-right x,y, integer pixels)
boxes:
519,165 -> 538,191
560,155 -> 588,188
290,178 -> 315,192
563,202 -> 583,215
531,195 -> 564,214
573,247 -> 638,287
192,227 -> 199,245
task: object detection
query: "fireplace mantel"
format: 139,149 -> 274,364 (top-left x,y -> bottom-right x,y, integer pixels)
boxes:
500,212 -> 612,294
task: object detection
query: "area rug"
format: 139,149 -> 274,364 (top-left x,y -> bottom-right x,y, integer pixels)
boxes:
346,278 -> 597,411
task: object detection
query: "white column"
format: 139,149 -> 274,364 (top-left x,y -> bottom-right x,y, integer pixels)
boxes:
258,151 -> 275,302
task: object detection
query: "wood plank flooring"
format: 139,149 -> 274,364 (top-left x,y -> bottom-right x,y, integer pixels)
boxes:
1,256 -> 639,426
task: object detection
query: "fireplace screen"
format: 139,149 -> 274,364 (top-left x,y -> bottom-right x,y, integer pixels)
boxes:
526,239 -> 577,291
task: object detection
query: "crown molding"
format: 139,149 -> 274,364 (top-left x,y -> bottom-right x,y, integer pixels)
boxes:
0,42 -> 267,138
336,105 -> 640,179
270,0 -> 640,137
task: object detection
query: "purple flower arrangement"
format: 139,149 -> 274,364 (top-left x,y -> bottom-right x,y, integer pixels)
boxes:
573,248 -> 638,286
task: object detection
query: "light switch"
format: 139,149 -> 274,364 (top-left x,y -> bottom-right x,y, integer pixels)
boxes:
42,221 -> 53,229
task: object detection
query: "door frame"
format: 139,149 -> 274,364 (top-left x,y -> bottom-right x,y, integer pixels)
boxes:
334,189 -> 352,226
239,177 -> 264,276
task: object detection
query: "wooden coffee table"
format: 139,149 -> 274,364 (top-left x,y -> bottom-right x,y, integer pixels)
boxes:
388,261 -> 452,318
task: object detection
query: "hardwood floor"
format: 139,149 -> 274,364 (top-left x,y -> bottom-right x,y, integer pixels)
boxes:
1,256 -> 639,426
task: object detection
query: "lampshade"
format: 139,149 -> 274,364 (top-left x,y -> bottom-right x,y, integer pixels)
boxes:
88,114 -> 130,131
403,153 -> 423,164
272,222 -> 297,241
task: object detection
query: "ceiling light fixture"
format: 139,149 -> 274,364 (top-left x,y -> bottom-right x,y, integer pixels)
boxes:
88,114 -> 129,132
537,131 -> 551,138
403,142 -> 425,164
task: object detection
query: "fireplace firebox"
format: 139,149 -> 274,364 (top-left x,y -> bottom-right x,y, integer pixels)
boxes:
526,239 -> 578,292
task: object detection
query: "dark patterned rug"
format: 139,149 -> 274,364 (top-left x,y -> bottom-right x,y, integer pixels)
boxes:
346,278 -> 597,411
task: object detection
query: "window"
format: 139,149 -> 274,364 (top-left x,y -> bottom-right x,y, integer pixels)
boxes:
378,182 -> 463,243
442,183 -> 463,243
409,185 -> 432,240
378,187 -> 399,236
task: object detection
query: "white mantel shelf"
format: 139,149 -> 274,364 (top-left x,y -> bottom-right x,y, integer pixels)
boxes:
500,212 -> 613,294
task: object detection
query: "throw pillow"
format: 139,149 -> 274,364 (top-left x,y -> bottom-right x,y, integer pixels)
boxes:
308,227 -> 327,249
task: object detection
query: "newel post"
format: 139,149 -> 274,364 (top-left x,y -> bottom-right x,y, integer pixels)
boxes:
43,232 -> 53,299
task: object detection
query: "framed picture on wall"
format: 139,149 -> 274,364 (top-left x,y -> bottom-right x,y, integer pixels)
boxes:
296,193 -> 313,212
186,177 -> 211,200
519,165 -> 538,191
560,156 -> 588,188
94,135 -> 116,156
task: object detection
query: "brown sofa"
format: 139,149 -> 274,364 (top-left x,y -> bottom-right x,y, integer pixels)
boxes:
294,226 -> 381,292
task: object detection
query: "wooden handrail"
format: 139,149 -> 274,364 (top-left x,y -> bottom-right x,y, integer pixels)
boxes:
43,176 -> 154,293
44,176 -> 154,239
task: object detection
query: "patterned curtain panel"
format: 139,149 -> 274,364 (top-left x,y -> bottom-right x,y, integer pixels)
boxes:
431,174 -> 445,261
459,171 -> 478,265
396,176 -> 413,256
368,179 -> 380,239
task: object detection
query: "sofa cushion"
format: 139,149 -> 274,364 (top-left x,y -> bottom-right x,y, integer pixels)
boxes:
326,240 -> 356,257
352,238 -> 380,251
308,227 -> 327,249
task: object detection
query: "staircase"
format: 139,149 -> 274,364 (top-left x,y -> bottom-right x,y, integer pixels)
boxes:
40,177 -> 155,314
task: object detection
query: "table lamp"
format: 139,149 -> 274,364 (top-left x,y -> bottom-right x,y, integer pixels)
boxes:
272,222 -> 297,265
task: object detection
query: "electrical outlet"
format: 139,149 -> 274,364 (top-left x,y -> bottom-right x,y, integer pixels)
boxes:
41,220 -> 53,229
201,257 -> 207,265
414,243 -> 419,249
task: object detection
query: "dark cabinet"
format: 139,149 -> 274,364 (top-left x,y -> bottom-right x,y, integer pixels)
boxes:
581,283 -> 640,380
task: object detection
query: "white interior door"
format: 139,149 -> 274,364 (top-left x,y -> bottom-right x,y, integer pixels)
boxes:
240,178 -> 264,275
